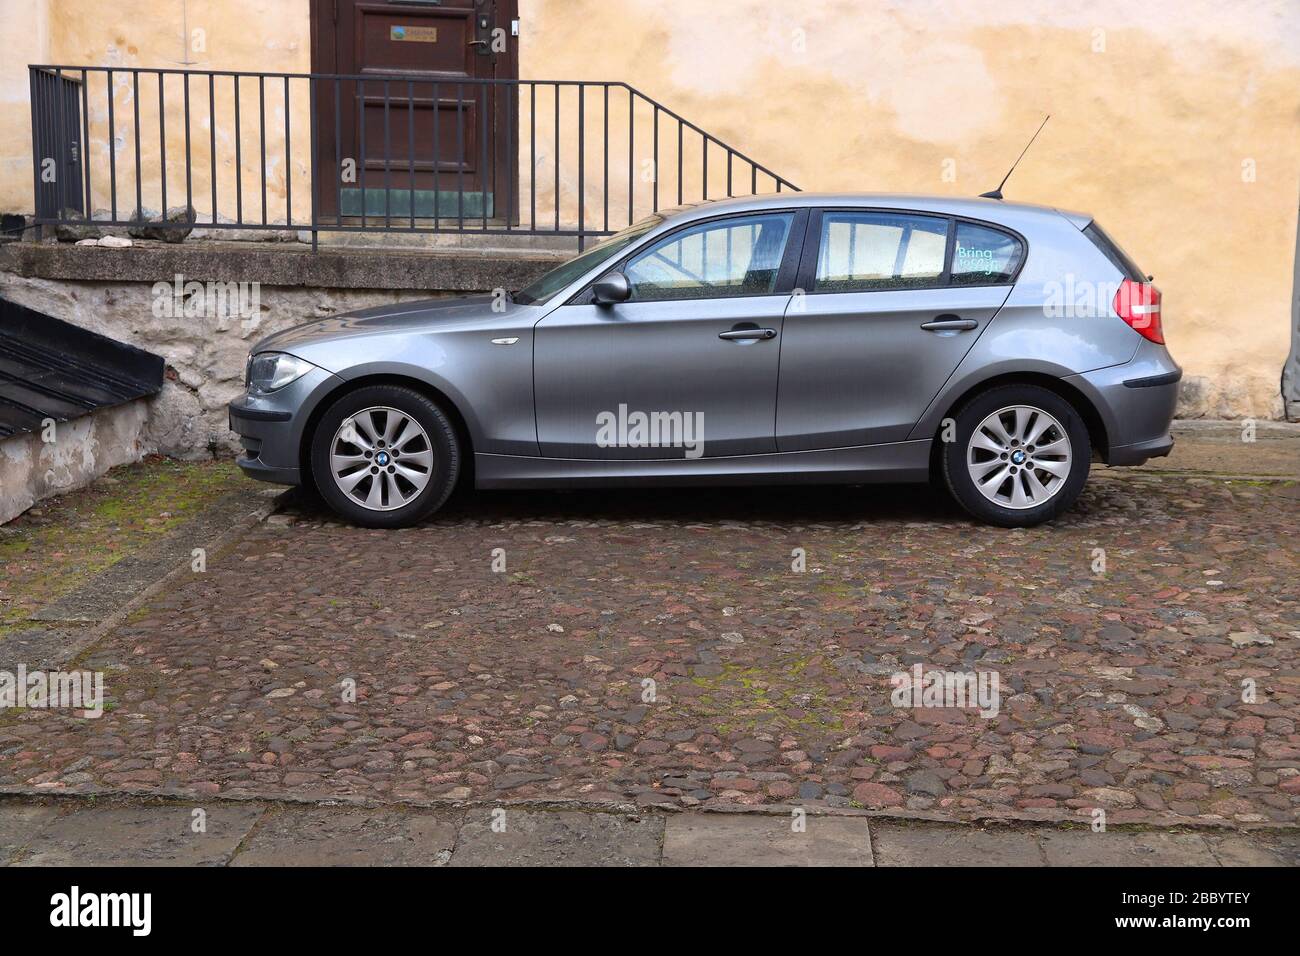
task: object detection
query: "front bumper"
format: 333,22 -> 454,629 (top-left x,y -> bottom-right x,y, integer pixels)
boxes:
1065,338 -> 1181,466
228,365 -> 340,486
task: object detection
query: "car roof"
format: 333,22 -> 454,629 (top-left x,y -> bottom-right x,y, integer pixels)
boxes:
656,192 -> 1091,233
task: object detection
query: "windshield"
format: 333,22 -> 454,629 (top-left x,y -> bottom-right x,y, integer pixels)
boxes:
513,217 -> 662,305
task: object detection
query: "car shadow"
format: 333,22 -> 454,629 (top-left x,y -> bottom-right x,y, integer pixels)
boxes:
281,480 -> 969,526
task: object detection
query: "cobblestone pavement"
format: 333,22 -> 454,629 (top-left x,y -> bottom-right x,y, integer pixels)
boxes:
0,455 -> 1297,827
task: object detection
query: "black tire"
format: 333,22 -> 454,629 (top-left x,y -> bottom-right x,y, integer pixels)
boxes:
309,384 -> 461,528
941,384 -> 1090,527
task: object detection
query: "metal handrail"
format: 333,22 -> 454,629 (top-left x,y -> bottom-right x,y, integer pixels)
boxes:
28,65 -> 799,252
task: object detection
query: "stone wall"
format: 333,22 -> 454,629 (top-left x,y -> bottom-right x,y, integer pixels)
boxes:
0,400 -> 149,523
0,274 -> 437,457
0,241 -> 561,459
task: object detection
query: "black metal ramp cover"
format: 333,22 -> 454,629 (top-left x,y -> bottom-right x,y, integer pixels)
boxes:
0,297 -> 164,440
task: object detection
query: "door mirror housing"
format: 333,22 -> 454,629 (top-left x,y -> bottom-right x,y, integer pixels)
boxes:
591,271 -> 631,306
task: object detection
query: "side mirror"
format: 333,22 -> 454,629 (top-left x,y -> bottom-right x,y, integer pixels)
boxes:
591,271 -> 631,306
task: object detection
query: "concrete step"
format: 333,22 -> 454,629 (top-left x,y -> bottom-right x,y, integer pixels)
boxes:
304,228 -> 585,255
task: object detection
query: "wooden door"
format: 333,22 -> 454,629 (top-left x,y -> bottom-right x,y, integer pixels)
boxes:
311,0 -> 518,224
32,70 -> 85,218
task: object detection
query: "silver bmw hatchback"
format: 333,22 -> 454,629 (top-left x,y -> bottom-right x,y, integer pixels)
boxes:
229,193 -> 1179,528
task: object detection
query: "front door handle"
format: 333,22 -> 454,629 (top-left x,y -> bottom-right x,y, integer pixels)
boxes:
719,327 -> 777,341
920,315 -> 978,332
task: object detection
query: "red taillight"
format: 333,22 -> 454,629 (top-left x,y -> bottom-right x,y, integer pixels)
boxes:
1113,279 -> 1163,344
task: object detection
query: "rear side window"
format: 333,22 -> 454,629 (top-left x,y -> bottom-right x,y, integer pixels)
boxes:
813,212 -> 948,292
1084,222 -> 1145,281
950,222 -> 1024,286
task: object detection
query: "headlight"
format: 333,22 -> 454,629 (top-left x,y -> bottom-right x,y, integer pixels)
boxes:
246,352 -> 314,393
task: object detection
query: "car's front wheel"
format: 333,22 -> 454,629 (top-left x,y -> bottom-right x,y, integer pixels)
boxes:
309,384 -> 460,528
941,384 -> 1090,527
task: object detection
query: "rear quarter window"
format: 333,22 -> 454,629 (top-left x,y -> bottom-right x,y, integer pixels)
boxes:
949,222 -> 1024,286
1083,222 -> 1145,281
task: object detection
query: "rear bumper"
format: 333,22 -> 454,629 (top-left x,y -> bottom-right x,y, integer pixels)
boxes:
1121,369 -> 1182,389
1107,434 -> 1174,466
1065,339 -> 1181,467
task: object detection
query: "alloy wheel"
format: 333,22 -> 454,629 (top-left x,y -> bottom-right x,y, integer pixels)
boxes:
329,406 -> 435,511
965,404 -> 1073,510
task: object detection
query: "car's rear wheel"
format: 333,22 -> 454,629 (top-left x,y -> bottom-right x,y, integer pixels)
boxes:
310,384 -> 460,528
941,384 -> 1090,527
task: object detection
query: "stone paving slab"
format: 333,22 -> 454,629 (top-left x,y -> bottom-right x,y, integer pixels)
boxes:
1038,830 -> 1221,867
1203,833 -> 1290,867
0,804 -> 60,864
2,798 -> 1296,865
12,804 -> 263,866
0,626 -> 85,672
449,808 -> 663,866
1245,832 -> 1300,866
662,812 -> 873,866
231,806 -> 460,866
871,824 -> 1043,866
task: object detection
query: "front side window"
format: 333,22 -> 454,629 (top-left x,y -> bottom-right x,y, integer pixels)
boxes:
814,212 -> 948,293
515,216 -> 661,305
950,222 -> 1023,286
624,213 -> 795,301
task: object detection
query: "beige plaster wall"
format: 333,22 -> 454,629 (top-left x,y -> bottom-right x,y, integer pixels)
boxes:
521,0 -> 1300,418
0,0 -> 53,212
1,0 -> 311,222
1,0 -> 1297,417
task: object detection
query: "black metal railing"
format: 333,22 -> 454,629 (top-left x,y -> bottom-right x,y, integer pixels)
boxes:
28,65 -> 798,251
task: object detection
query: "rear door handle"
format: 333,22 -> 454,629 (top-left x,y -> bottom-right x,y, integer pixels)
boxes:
920,315 -> 978,332
718,328 -> 777,341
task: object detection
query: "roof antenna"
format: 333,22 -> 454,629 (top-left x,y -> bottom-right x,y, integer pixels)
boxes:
980,114 -> 1050,200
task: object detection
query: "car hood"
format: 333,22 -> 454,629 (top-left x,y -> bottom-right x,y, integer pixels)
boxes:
253,294 -> 536,355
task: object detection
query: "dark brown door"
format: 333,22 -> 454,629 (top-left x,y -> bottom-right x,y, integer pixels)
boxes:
32,70 -> 85,218
311,0 -> 518,225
